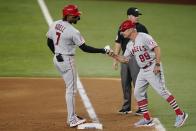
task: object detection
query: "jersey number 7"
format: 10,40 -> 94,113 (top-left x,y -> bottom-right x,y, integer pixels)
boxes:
56,32 -> 61,45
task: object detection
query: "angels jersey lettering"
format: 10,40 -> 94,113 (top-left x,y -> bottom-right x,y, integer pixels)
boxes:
124,33 -> 158,68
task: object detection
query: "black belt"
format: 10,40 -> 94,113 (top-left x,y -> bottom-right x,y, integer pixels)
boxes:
56,54 -> 74,62
142,62 -> 153,69
56,53 -> 74,56
66,54 -> 74,56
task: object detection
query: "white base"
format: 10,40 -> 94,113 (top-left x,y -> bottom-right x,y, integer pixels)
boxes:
77,123 -> 103,129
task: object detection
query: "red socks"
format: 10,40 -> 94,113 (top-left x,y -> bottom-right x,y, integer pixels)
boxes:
138,99 -> 151,120
166,95 -> 183,115
137,95 -> 183,120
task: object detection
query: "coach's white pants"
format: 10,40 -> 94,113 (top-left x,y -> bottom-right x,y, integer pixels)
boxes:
134,63 -> 171,101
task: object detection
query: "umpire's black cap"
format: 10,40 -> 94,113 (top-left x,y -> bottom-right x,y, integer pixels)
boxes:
127,7 -> 142,17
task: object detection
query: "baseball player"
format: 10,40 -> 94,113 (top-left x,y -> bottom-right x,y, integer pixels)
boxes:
112,20 -> 188,127
113,7 -> 148,115
46,4 -> 112,128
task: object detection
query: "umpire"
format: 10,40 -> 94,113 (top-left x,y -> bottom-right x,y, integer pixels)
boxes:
113,7 -> 148,115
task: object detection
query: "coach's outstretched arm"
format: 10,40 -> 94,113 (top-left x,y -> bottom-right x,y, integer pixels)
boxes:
112,55 -> 129,64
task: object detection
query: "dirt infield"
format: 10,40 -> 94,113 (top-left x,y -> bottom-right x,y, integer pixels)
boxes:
0,78 -> 155,131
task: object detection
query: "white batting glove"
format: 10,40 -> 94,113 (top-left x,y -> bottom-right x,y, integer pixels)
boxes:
104,45 -> 114,56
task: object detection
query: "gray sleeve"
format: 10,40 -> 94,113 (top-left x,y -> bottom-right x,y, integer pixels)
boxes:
46,22 -> 55,39
124,41 -> 133,57
72,31 -> 85,46
145,35 -> 158,50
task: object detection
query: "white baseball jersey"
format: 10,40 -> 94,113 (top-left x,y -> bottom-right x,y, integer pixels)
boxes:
46,20 -> 85,55
124,33 -> 158,68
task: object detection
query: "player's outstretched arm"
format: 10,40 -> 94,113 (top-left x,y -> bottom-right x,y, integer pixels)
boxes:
79,43 -> 114,56
79,43 -> 106,54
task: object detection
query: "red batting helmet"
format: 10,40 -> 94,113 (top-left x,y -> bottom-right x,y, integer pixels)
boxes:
62,4 -> 81,17
120,20 -> 136,32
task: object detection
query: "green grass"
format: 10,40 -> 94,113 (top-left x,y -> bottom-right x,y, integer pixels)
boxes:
0,0 -> 196,130
0,0 -> 55,76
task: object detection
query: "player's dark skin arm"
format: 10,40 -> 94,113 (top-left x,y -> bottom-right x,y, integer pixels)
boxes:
79,43 -> 106,54
47,38 -> 55,54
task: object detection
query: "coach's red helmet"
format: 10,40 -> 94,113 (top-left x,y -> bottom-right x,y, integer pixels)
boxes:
120,20 -> 136,32
62,4 -> 81,17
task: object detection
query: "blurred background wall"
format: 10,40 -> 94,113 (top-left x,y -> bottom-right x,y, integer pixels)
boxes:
132,0 -> 196,5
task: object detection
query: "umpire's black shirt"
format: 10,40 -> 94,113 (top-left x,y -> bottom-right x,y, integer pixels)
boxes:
115,23 -> 148,54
